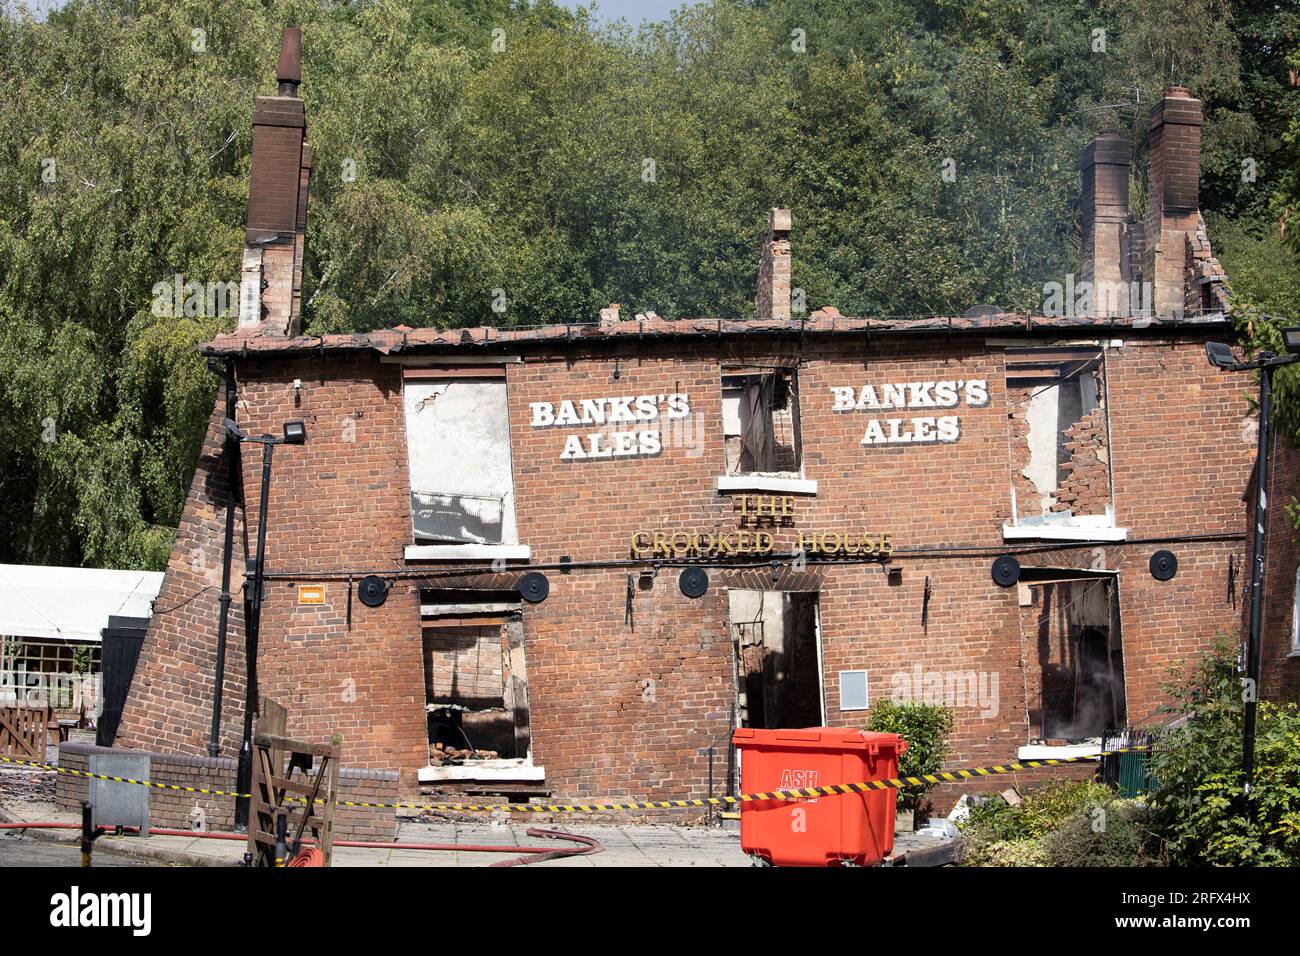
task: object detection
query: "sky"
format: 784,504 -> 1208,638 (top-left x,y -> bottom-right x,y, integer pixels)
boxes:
561,1 -> 690,26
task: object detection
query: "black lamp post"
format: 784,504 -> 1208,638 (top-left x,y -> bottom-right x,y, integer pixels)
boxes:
1204,327 -> 1300,801
224,417 -> 307,831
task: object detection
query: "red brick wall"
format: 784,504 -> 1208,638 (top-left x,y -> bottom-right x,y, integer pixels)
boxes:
1106,339 -> 1254,539
115,385 -> 248,757
119,331 -> 1263,806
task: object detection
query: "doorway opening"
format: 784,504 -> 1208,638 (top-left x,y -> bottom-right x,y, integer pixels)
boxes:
728,589 -> 822,729
418,591 -> 534,780
1022,576 -> 1126,742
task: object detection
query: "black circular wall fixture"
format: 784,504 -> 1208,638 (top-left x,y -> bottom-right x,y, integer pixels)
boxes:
1149,550 -> 1178,581
357,575 -> 390,608
991,555 -> 1021,588
679,567 -> 709,599
518,571 -> 550,604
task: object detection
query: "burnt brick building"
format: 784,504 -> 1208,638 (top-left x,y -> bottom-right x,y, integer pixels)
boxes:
109,36 -> 1296,809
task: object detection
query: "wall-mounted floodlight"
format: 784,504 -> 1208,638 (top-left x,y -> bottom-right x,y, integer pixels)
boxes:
1282,327 -> 1300,355
224,418 -> 307,447
282,420 -> 307,445
1204,341 -> 1238,370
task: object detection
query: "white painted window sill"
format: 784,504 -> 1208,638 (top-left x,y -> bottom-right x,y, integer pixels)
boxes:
1288,648 -> 1300,659
1002,524 -> 1128,543
405,544 -> 531,561
1017,745 -> 1103,761
417,760 -> 545,783
717,475 -> 817,495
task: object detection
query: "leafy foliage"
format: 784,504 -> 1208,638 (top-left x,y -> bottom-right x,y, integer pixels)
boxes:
960,779 -> 1160,866
1041,798 -> 1164,866
865,698 -> 952,810
0,0 -> 1293,568
1148,641 -> 1300,866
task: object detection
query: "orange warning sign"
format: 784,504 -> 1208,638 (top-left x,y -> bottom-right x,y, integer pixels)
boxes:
297,584 -> 326,606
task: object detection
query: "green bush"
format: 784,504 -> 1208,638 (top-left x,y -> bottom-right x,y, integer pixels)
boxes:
1017,779 -> 1115,838
962,837 -> 1051,867
865,699 -> 952,811
960,779 -> 1120,866
1043,799 -> 1165,867
1149,641 -> 1300,866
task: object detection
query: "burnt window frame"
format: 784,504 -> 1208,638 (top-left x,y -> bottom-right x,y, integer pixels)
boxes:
1003,344 -> 1122,539
401,365 -> 522,549
720,365 -> 804,479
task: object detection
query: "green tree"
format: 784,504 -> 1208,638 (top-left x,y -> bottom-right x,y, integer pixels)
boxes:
0,0 -> 1291,569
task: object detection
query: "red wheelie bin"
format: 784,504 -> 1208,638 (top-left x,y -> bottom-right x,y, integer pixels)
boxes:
732,727 -> 907,867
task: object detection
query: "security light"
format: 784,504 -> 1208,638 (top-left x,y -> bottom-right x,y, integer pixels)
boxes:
1204,341 -> 1238,369
282,420 -> 307,445
1283,327 -> 1300,355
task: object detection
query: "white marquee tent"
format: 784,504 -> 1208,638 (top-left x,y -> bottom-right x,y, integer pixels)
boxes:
0,564 -> 164,644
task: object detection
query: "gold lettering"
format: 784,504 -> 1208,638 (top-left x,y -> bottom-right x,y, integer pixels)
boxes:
671,531 -> 691,557
652,531 -> 670,558
756,531 -> 774,553
631,531 -> 652,558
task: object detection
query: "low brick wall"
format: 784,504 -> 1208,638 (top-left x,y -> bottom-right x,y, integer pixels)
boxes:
56,742 -> 398,842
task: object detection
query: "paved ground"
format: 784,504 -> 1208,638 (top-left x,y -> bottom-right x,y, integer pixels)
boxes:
0,834 -> 156,867
0,813 -> 751,867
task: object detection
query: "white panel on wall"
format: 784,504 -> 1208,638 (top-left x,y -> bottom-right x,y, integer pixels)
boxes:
839,670 -> 869,711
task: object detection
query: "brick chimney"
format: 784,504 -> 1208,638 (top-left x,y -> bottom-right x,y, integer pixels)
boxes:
1144,87 -> 1203,316
1080,132 -> 1130,313
238,27 -> 312,338
756,208 -> 792,319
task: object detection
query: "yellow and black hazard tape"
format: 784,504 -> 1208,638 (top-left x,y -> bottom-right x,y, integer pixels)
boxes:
1,754 -> 252,799
3,745 -> 1150,814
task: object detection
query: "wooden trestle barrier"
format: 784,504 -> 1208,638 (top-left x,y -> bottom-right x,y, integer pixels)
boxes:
248,724 -> 342,867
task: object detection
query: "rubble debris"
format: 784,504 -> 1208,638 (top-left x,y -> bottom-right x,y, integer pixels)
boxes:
428,743 -> 499,765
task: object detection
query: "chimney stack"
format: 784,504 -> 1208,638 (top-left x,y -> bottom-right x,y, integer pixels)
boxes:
276,26 -> 301,95
1144,87 -> 1203,316
239,27 -> 311,338
1080,132 -> 1130,313
756,208 -> 792,320
599,303 -> 621,328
